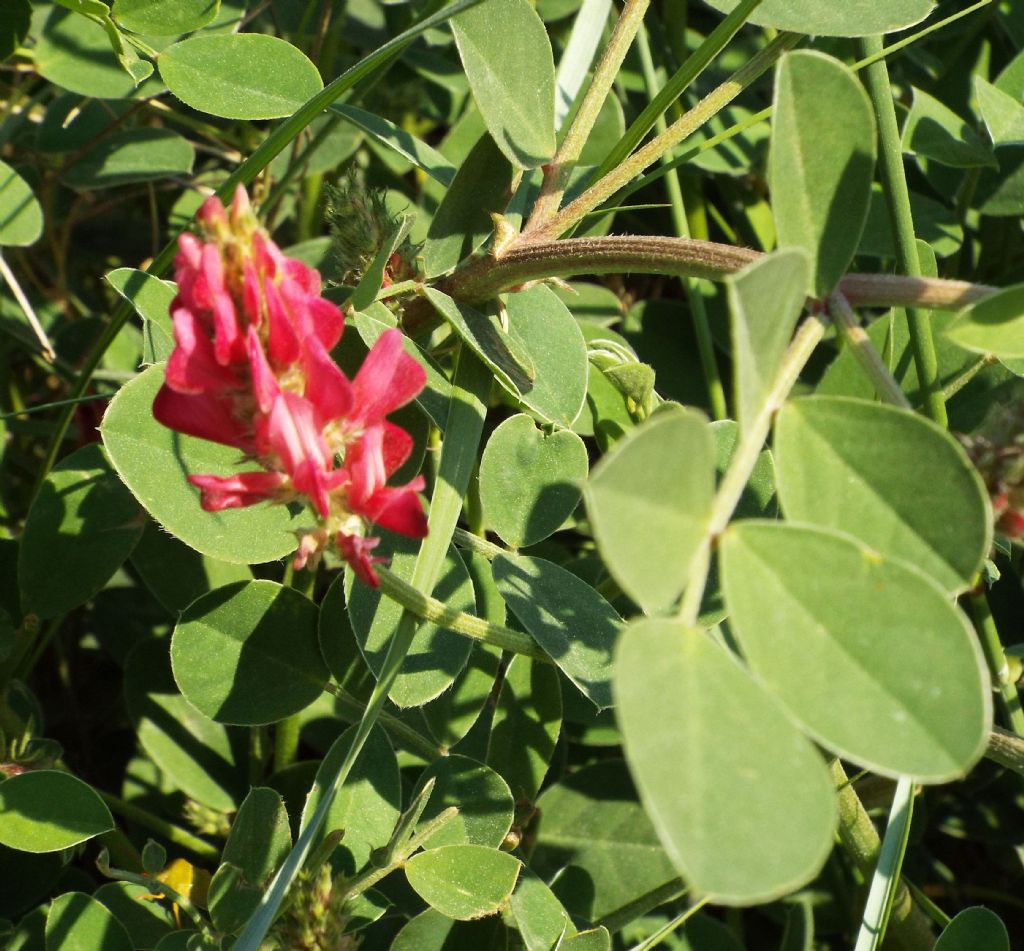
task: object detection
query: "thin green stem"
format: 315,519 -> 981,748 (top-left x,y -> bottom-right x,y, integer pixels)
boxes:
635,24 -> 726,420
451,526 -> 507,560
591,0 -> 764,185
324,683 -> 444,760
854,778 -> 916,951
527,32 -> 800,241
970,587 -> 1024,736
986,726 -> 1024,776
526,0 -> 651,232
627,898 -> 710,951
376,566 -> 549,661
937,354 -> 995,404
97,791 -> 220,864
31,0 -> 483,500
829,292 -> 911,409
858,35 -> 946,427
677,315 -> 827,624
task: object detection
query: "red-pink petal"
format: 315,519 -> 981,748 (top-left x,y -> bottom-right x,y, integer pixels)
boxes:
166,308 -> 237,394
265,391 -> 333,516
188,470 -> 284,511
301,337 -> 353,423
247,327 -> 279,414
336,532 -> 384,587
379,421 -> 414,477
153,386 -> 252,451
263,277 -> 301,367
211,289 -> 243,366
308,296 -> 343,352
197,193 -> 228,233
344,426 -> 388,506
350,329 -> 426,427
359,480 -> 427,537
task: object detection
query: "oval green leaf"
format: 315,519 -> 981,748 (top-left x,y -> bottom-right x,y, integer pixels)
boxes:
158,34 -> 323,119
615,619 -> 837,905
125,638 -> 246,810
19,443 -> 144,619
727,249 -> 809,437
584,407 -> 715,614
112,0 -> 219,36
769,51 -> 876,298
101,364 -> 310,564
300,724 -> 400,874
171,580 -> 327,725
414,755 -> 515,850
480,414 -> 588,548
493,553 -> 621,709
702,0 -> 934,36
0,772 -> 113,853
934,907 -> 1010,951
405,845 -> 521,920
61,128 -> 195,190
946,284 -> 1024,358
0,160 -> 42,247
721,522 -> 991,782
451,0 -> 555,168
347,534 -> 475,708
774,396 -> 991,593
46,892 -> 132,951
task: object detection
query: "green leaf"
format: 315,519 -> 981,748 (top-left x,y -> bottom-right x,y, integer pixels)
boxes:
450,0 -> 555,168
405,845 -> 521,920
300,724 -> 400,874
902,87 -> 996,169
479,414 -> 588,548
34,8 -> 156,99
700,0 -> 933,36
0,160 -> 42,247
486,654 -> 561,801
934,907 -> 1010,951
112,0 -> 219,36
105,268 -> 175,364
130,518 -> 250,614
493,553 -> 621,709
413,755 -> 514,849
769,51 -> 876,298
101,364 -> 310,564
45,892 -> 132,951
0,772 -> 113,853
61,128 -> 195,190
421,133 -> 514,277
94,882 -> 175,949
0,1 -> 31,63
209,787 -> 291,935
347,534 -> 475,708
510,868 -> 576,951
529,760 -> 679,923
774,397 -> 991,593
158,34 -> 323,119
562,929 -> 611,951
19,443 -> 144,619
171,580 -> 327,725
349,215 -> 412,312
615,619 -> 837,904
946,284 -> 1024,358
584,407 -> 715,614
727,249 -> 809,437
329,104 -> 455,186
975,77 -> 1024,149
721,522 -> 991,781
391,909 -> 501,950
124,638 -> 246,811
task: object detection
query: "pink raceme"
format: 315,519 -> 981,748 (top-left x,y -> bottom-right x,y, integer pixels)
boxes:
152,185 -> 428,586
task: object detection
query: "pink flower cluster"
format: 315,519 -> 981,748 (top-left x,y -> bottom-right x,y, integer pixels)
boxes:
152,186 -> 428,586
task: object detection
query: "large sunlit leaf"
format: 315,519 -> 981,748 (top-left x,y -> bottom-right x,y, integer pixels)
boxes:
450,0 -> 556,168
405,845 -> 521,920
769,51 -> 876,298
702,0 -> 933,36
0,772 -> 113,853
112,0 -> 219,36
721,521 -> 991,782
158,34 -> 323,119
945,284 -> 1024,358
584,407 -> 715,614
774,397 -> 991,593
616,619 -> 837,905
